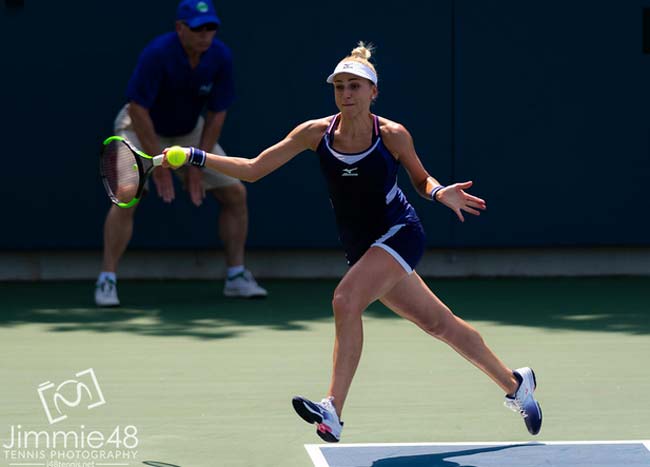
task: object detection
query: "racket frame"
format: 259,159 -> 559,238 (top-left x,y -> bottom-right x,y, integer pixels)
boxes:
100,136 -> 163,208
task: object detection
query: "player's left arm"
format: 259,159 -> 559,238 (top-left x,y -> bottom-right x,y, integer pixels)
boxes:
382,121 -> 487,222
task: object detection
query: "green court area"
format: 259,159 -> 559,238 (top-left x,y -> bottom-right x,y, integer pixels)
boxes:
1,277 -> 648,467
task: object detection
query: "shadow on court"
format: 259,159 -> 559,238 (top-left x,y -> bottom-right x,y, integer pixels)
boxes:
369,444 -> 530,467
0,277 -> 648,338
0,279 -> 337,339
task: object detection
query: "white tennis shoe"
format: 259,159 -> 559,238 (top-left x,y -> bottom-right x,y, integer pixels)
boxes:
292,396 -> 343,443
223,270 -> 267,298
504,367 -> 543,435
94,278 -> 120,307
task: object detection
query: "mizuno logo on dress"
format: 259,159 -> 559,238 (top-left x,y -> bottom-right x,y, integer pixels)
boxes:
342,168 -> 358,177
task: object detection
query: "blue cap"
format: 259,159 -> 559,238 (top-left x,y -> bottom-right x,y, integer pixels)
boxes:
177,0 -> 221,28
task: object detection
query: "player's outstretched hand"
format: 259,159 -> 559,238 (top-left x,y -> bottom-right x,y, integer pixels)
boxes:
437,181 -> 486,222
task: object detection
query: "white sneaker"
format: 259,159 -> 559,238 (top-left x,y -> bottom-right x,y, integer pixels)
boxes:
292,396 -> 343,443
95,278 -> 120,307
223,270 -> 267,298
504,367 -> 542,435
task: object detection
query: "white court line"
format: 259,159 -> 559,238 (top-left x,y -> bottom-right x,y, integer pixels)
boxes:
305,444 -> 330,467
309,439 -> 650,448
304,440 -> 650,467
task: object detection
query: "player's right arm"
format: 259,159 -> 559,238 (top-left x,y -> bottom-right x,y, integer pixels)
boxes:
168,118 -> 328,182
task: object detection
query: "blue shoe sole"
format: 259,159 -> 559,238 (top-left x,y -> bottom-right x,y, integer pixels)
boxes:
525,402 -> 543,435
525,369 -> 542,435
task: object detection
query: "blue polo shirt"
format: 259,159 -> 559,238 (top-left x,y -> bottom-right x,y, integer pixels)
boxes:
126,32 -> 235,137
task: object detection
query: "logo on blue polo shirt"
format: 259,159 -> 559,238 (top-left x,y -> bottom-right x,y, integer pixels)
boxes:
199,83 -> 214,95
197,1 -> 209,12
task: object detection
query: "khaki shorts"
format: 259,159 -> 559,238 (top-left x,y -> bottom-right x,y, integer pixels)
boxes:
114,104 -> 240,190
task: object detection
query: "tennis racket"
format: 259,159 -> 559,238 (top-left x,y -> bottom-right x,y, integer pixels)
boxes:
99,136 -> 164,208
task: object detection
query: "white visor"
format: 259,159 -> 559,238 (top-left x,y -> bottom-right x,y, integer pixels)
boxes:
326,61 -> 378,85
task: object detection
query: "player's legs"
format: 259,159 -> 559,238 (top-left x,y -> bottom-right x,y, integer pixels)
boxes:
326,246 -> 410,416
379,272 -> 518,394
292,246 -> 411,442
380,273 -> 543,434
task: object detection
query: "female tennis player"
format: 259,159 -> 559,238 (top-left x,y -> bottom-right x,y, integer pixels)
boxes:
162,42 -> 542,442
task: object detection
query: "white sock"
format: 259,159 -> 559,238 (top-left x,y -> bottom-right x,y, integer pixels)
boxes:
98,272 -> 117,284
227,265 -> 245,278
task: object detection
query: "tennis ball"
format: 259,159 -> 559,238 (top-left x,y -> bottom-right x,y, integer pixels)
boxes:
167,146 -> 187,168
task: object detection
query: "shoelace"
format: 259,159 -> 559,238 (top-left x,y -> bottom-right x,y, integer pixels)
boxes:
319,397 -> 340,422
504,397 -> 529,418
320,397 -> 335,410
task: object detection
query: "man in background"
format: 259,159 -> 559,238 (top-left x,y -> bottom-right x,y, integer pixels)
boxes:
95,0 -> 266,306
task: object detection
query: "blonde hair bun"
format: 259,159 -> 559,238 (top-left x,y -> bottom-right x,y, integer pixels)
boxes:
350,41 -> 374,61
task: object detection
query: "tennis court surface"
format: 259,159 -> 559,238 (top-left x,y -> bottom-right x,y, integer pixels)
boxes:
1,277 -> 649,467
306,441 -> 650,467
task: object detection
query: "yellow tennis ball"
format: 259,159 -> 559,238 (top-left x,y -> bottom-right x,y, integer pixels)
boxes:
167,146 -> 187,168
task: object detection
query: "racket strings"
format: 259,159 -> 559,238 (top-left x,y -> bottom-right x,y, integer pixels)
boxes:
102,141 -> 141,203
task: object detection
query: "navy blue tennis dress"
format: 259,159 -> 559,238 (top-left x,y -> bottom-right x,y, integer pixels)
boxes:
316,114 -> 426,273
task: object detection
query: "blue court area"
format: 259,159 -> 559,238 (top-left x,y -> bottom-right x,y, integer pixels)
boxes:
306,442 -> 650,467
